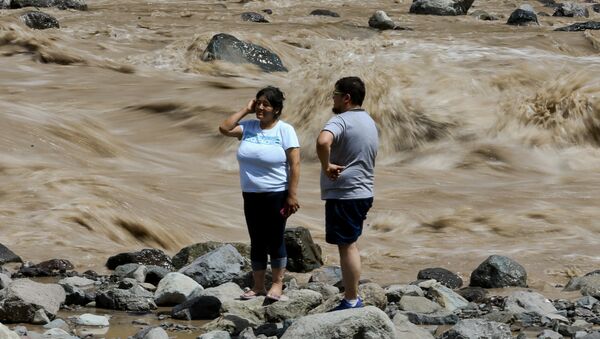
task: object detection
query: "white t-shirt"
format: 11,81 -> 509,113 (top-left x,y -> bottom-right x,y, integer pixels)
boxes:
237,119 -> 300,192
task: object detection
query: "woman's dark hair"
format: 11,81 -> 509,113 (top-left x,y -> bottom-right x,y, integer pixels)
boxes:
335,76 -> 365,106
256,86 -> 285,119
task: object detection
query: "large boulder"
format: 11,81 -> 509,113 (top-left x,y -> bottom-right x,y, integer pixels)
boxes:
191,282 -> 243,304
469,255 -> 527,288
106,249 -> 173,270
507,7 -> 539,26
0,323 -> 19,339
20,11 -> 59,30
172,242 -> 250,270
393,313 -> 435,339
1,0 -> 11,9
555,21 -> 600,32
0,279 -> 66,323
0,244 -> 21,265
410,0 -> 474,16
504,291 -> 562,319
399,296 -> 442,314
264,289 -> 322,322
553,2 -> 589,17
308,265 -> 342,286
154,272 -> 202,306
281,306 -> 396,339
10,0 -> 87,10
417,268 -> 463,289
427,282 -> 469,311
179,244 -> 245,288
359,282 -> 387,310
171,295 -> 221,320
284,227 -> 323,273
58,276 -> 96,306
440,319 -> 512,339
201,33 -> 288,72
17,259 -> 74,277
95,285 -> 157,312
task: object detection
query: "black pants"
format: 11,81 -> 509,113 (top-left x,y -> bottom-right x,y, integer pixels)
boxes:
242,191 -> 288,271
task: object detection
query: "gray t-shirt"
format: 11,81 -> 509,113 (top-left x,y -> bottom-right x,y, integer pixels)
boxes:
320,109 -> 378,200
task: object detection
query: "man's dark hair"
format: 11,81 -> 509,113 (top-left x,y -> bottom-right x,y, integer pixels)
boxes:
335,76 -> 365,106
256,86 -> 285,118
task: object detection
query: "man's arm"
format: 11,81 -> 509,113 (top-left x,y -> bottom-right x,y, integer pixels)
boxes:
316,130 -> 344,181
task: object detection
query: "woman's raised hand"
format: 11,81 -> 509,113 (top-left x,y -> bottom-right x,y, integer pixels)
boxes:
245,99 -> 257,114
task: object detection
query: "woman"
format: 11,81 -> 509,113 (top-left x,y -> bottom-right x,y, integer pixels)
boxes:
218,86 -> 300,301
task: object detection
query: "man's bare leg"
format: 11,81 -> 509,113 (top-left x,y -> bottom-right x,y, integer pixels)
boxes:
338,242 -> 361,300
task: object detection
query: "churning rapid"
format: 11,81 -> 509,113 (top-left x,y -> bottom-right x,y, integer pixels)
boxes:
1,0 -> 600,287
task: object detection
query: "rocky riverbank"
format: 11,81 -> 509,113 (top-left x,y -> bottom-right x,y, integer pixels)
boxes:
1,228 -> 600,339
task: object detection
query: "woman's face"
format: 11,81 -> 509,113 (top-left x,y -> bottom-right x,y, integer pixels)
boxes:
255,95 -> 277,123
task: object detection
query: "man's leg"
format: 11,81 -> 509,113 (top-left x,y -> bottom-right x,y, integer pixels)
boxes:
338,242 -> 361,300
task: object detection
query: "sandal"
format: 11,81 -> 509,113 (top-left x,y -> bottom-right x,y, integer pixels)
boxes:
240,289 -> 267,300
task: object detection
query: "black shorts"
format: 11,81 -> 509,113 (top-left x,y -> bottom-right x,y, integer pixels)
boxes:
325,197 -> 373,245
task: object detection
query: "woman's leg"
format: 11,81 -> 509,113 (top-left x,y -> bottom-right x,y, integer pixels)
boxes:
266,191 -> 288,297
243,192 -> 268,293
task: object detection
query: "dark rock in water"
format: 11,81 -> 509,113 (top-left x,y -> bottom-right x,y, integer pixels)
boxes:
178,244 -> 245,288
172,241 -> 250,270
310,9 -> 340,17
368,10 -> 396,30
440,319 -> 512,339
18,259 -> 74,277
457,286 -> 488,302
555,21 -> 600,31
10,0 -> 87,10
145,265 -> 170,285
0,243 -> 21,265
593,4 -> 600,13
507,8 -> 539,26
410,0 -> 474,16
470,9 -> 499,20
553,2 -> 589,17
201,33 -> 287,72
417,267 -> 463,289
21,11 -> 59,29
470,255 -> 527,288
241,12 -> 269,23
284,227 -> 323,273
262,9 -> 272,15
105,248 -> 173,270
171,295 -> 221,320
1,0 -> 11,9
538,0 -> 559,7
585,270 -> 600,277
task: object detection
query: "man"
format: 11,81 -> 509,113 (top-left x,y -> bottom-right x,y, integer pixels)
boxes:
316,76 -> 378,311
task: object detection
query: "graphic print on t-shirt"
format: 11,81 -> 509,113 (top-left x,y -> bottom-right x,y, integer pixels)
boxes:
242,131 -> 282,146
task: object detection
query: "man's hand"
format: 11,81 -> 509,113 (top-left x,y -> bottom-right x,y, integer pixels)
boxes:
324,163 -> 345,181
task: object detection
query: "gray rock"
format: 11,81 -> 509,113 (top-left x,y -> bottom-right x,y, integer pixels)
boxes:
469,255 -> 528,288
579,332 -> 600,339
0,273 -> 12,289
555,21 -> 600,32
32,308 -> 50,324
0,243 -> 22,265
307,294 -> 343,314
95,285 -> 157,312
553,2 -> 589,17
440,319 -> 511,339
191,282 -> 243,304
201,33 -> 287,73
385,284 -> 424,302
199,330 -> 232,339
410,0 -> 474,16
221,297 -> 266,324
392,313 -> 435,339
10,0 -> 86,10
61,281 -> 94,306
593,4 -> 600,14
20,11 -> 59,29
106,248 -> 173,270
309,9 -> 340,17
145,265 -> 171,285
470,9 -> 499,20
132,326 -> 169,339
179,244 -> 245,288
58,276 -> 95,289
484,310 -> 514,323
308,265 -> 342,286
43,318 -> 69,331
41,328 -> 78,339
72,313 -> 109,326
172,295 -> 221,320
114,263 -> 147,282
507,8 -> 539,26
241,12 -> 268,23
0,279 -> 65,323
203,314 -> 255,337
575,296 -> 598,309
284,227 -> 323,273
456,286 -> 488,302
428,282 -> 469,311
418,268 -> 463,289
154,272 -> 202,306
359,282 -> 387,310
302,282 -> 339,300
172,242 -> 250,270
400,311 -> 459,325
537,329 -> 563,338
0,323 -> 19,339
399,296 -> 442,314
0,0 -> 11,9
368,10 -> 396,30
265,289 -> 322,322
504,291 -> 563,319
280,306 -> 396,339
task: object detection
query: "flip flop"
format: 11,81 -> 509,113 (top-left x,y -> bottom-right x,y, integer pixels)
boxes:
240,289 -> 267,300
266,293 -> 289,302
